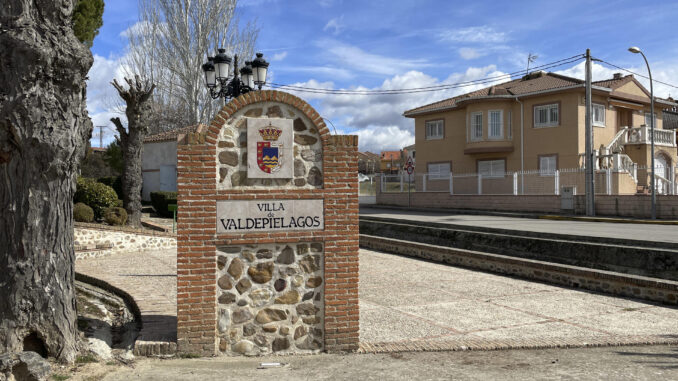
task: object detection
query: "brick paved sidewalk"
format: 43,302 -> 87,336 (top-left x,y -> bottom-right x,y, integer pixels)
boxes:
76,249 -> 177,354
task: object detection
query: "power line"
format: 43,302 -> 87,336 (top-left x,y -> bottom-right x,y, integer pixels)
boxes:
594,57 -> 678,90
265,54 -> 585,95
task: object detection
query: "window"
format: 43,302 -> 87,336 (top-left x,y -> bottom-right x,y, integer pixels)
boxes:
539,155 -> 557,176
488,110 -> 503,139
644,112 -> 657,127
592,104 -> 605,127
425,120 -> 444,140
478,159 -> 505,178
471,112 -> 483,140
534,103 -> 559,128
508,111 -> 512,139
428,162 -> 450,180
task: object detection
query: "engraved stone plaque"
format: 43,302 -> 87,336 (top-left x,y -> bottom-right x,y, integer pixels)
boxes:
217,199 -> 324,233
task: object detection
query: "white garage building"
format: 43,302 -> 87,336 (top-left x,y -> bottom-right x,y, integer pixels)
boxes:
142,125 -> 203,201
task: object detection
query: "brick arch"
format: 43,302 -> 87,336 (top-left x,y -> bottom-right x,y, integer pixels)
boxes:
204,90 -> 331,149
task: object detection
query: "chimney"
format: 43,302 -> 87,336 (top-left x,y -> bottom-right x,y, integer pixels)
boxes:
613,73 -> 623,79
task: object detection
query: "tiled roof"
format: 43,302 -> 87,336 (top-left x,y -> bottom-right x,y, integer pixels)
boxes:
380,151 -> 402,160
144,124 -> 204,143
404,71 -> 587,116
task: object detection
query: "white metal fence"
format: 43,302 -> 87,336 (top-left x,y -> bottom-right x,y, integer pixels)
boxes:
380,166 -> 678,196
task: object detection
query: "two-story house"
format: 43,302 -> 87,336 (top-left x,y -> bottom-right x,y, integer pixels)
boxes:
404,71 -> 677,194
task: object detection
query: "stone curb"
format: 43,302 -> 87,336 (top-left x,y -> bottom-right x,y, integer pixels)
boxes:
362,205 -> 678,225
75,272 -> 179,357
359,235 -> 678,305
74,221 -> 176,237
358,335 -> 678,354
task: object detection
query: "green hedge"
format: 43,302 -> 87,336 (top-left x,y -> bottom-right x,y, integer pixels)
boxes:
97,176 -> 122,199
150,191 -> 177,218
103,207 -> 128,226
74,177 -> 118,219
73,202 -> 94,223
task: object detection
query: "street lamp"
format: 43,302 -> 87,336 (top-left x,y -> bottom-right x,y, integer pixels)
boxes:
202,49 -> 269,100
628,46 -> 656,219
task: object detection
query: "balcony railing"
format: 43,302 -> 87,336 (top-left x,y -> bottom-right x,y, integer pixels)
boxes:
625,126 -> 676,147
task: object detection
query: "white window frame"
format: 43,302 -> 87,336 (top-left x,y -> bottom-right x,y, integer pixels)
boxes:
470,112 -> 483,141
592,103 -> 605,127
478,159 -> 505,178
539,155 -> 557,176
428,162 -> 450,180
644,112 -> 657,128
534,103 -> 559,128
425,120 -> 444,140
508,111 -> 512,139
488,110 -> 503,139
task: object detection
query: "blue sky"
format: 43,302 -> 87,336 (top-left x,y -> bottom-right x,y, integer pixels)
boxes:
87,0 -> 678,152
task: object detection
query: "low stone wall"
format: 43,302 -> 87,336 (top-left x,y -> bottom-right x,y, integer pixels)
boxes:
215,243 -> 324,355
376,192 -> 678,219
74,222 -> 176,258
361,235 -> 678,306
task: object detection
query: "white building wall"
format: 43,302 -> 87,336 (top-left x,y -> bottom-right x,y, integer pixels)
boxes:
142,141 -> 178,201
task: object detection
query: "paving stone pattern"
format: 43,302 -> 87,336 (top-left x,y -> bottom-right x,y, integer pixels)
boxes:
359,249 -> 678,353
76,249 -> 178,347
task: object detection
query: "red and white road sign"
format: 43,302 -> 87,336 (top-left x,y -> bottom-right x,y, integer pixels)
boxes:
405,157 -> 415,175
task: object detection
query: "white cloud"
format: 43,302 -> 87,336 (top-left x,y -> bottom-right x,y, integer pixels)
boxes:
438,26 -> 507,44
86,54 -> 129,146
354,126 -> 414,153
459,47 -> 484,60
319,39 -> 430,76
323,16 -> 345,35
284,65 -> 509,152
271,51 -> 288,61
555,61 -> 677,98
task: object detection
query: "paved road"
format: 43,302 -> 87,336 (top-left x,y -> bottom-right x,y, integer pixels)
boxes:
360,206 -> 678,244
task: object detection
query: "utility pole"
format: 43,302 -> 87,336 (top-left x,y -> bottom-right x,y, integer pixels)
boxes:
526,53 -> 538,75
584,49 -> 595,216
96,125 -> 106,148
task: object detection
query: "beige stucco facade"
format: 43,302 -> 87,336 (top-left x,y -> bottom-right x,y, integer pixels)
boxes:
410,80 -> 676,194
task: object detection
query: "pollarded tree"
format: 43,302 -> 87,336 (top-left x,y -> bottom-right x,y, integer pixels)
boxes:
0,0 -> 94,361
111,76 -> 156,227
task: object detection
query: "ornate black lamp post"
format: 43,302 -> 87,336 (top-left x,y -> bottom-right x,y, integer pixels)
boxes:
202,49 -> 269,100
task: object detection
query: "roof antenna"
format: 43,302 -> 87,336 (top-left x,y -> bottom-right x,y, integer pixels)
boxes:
526,53 -> 538,76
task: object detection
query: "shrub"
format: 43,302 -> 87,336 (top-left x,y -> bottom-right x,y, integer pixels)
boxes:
73,202 -> 94,223
97,176 -> 123,199
74,177 -> 118,219
150,191 -> 177,218
114,199 -> 124,208
103,207 -> 128,226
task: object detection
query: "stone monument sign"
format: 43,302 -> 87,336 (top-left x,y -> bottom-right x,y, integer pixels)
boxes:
175,91 -> 359,356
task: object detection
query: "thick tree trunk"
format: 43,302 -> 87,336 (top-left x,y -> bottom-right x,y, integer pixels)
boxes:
0,0 -> 93,362
111,77 -> 155,227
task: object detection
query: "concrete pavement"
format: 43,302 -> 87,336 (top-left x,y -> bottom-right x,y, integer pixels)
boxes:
360,206 -> 678,244
359,249 -> 678,352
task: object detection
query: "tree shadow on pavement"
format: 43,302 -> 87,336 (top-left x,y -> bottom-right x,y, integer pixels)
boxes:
616,345 -> 678,370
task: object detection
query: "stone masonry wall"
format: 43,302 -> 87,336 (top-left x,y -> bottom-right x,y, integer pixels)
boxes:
74,225 -> 176,259
216,243 -> 324,355
176,91 -> 359,356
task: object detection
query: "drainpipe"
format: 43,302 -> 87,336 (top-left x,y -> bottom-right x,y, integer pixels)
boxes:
515,97 -> 525,194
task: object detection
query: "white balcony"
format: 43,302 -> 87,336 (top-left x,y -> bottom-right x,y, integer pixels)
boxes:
625,126 -> 676,147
